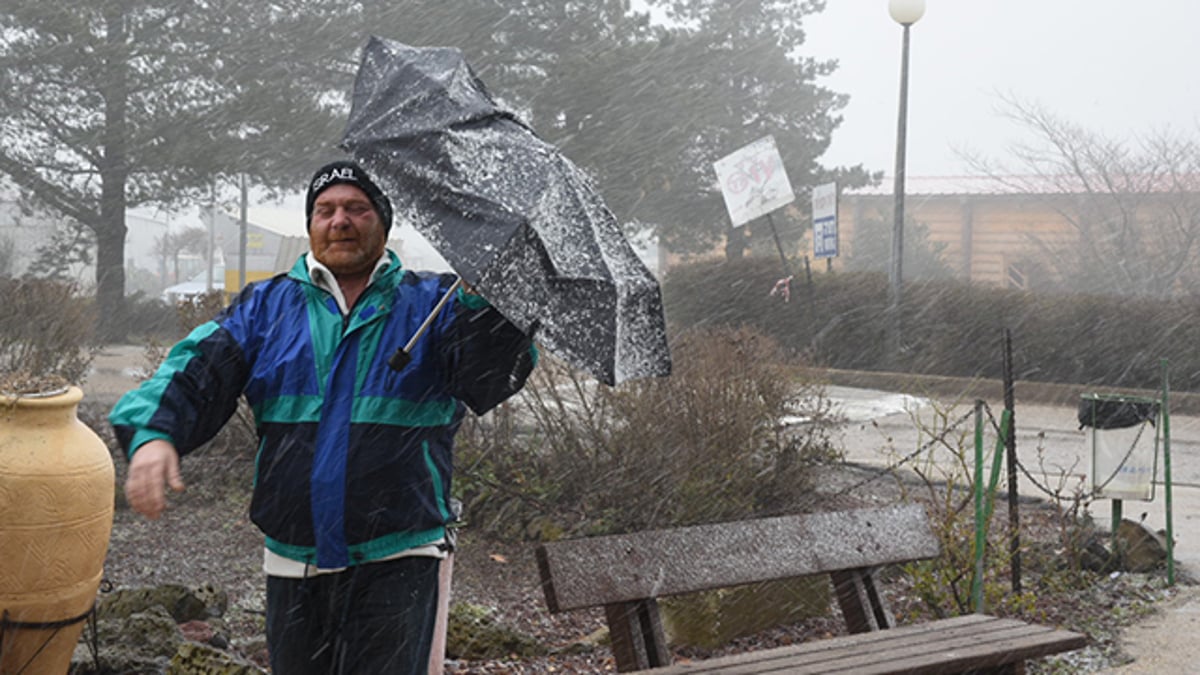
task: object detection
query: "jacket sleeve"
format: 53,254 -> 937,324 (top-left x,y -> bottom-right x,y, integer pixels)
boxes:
109,306 -> 253,460
440,288 -> 536,416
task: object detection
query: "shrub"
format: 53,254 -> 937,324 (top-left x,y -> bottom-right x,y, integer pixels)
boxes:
662,256 -> 1200,392
132,290 -> 255,459
172,291 -> 227,336
0,278 -> 97,393
118,292 -> 186,341
453,325 -> 842,540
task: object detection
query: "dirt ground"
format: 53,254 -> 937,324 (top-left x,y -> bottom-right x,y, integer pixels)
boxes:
81,344 -> 1198,673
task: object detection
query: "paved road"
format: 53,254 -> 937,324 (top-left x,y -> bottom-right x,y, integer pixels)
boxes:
83,344 -> 147,409
826,385 -> 1200,577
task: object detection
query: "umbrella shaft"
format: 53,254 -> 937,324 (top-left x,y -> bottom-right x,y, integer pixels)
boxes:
404,277 -> 464,353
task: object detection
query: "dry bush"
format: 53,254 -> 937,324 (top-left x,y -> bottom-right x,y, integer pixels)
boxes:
454,325 -> 842,540
173,291 -> 227,335
135,290 -> 256,459
0,278 -> 97,393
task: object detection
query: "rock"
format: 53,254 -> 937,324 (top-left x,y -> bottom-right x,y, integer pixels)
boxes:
170,642 -> 265,674
72,605 -> 182,673
71,584 -> 247,675
661,577 -> 829,649
98,583 -> 229,623
232,635 -> 270,669
180,620 -> 216,644
445,602 -> 545,660
1116,518 -> 1169,573
551,626 -> 606,655
1079,535 -> 1118,574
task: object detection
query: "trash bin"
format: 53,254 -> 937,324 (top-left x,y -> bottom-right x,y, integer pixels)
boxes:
1078,394 -> 1160,500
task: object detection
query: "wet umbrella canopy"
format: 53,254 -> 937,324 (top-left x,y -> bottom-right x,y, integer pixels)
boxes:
340,36 -> 670,385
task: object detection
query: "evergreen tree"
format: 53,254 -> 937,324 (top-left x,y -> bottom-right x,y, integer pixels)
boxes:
0,0 -> 869,342
0,1 -> 357,338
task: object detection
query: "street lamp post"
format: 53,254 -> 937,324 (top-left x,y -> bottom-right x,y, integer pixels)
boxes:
887,0 -> 925,362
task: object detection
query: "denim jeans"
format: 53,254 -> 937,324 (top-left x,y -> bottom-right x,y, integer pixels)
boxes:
266,556 -> 440,674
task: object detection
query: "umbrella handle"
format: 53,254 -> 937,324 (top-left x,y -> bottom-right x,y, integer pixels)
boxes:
388,277 -> 464,372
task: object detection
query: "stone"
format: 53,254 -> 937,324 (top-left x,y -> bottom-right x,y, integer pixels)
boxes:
72,605 -> 182,673
180,619 -> 216,644
169,641 -> 265,674
71,584 -> 246,674
660,577 -> 830,649
98,583 -> 229,623
445,602 -> 545,660
1115,518 -> 1168,573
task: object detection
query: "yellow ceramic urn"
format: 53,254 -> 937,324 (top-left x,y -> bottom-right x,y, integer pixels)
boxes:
0,387 -> 114,674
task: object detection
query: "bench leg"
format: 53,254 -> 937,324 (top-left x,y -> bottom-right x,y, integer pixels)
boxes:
831,567 -> 894,633
604,599 -> 671,672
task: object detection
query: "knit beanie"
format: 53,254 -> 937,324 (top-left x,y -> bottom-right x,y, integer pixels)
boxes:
305,160 -> 393,232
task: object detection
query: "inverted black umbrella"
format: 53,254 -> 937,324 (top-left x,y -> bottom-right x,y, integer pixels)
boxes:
341,36 -> 671,385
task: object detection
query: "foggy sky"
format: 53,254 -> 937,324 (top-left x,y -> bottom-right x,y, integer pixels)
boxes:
805,1 -> 1200,177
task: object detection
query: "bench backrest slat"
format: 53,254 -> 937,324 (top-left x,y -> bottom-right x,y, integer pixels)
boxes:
537,504 -> 939,612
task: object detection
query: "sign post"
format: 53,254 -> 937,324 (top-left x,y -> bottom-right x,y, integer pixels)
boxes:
812,182 -> 838,268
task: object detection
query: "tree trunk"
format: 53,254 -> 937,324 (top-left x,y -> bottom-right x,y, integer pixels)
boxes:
96,7 -> 129,342
94,220 -> 127,340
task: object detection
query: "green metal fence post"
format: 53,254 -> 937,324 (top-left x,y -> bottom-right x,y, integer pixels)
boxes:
972,400 -> 985,613
983,410 -> 1012,525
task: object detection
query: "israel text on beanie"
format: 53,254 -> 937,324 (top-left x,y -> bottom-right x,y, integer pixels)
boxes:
305,160 -> 394,232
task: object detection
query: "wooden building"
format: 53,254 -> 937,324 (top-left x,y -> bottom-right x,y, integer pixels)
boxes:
837,176 -> 1080,290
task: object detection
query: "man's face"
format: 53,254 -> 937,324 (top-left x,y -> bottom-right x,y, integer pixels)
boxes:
309,183 -> 387,278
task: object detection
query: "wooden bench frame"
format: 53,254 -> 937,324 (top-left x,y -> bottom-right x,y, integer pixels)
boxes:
536,504 -> 1086,674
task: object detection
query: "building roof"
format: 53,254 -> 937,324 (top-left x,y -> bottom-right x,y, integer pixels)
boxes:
846,174 -> 1200,197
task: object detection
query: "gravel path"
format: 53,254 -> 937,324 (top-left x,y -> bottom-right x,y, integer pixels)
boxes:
1097,584 -> 1200,673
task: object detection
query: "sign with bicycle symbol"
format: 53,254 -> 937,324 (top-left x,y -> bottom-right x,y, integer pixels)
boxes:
713,135 -> 795,228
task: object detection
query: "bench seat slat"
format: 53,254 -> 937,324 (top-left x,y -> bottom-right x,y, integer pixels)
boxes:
639,615 -> 1087,674
538,504 -> 938,612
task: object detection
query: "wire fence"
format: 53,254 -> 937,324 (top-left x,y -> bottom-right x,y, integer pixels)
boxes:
825,398 -> 1155,505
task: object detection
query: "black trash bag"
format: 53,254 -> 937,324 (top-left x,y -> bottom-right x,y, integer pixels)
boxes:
1078,396 -> 1159,430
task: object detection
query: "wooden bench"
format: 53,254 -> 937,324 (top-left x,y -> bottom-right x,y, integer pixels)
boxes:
536,504 -> 1087,674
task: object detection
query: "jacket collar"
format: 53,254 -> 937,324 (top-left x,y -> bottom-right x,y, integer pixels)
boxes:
289,250 -> 403,314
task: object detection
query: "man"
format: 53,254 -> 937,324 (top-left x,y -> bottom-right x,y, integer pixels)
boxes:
111,160 -> 535,673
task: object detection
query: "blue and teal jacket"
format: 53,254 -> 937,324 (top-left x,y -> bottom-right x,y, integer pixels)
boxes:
110,251 -> 535,569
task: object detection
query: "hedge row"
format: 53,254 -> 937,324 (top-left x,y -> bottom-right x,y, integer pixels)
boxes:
662,257 -> 1195,393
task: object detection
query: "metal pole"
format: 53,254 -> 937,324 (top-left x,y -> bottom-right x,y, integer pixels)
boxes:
1003,329 -> 1021,593
765,212 -> 793,277
972,399 -> 985,613
206,183 -> 215,292
1111,498 -> 1123,560
239,173 -> 248,290
888,22 -> 913,361
803,256 -> 814,319
1162,358 -> 1175,586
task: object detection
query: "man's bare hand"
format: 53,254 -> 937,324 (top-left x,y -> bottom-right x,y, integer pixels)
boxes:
124,439 -> 185,520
